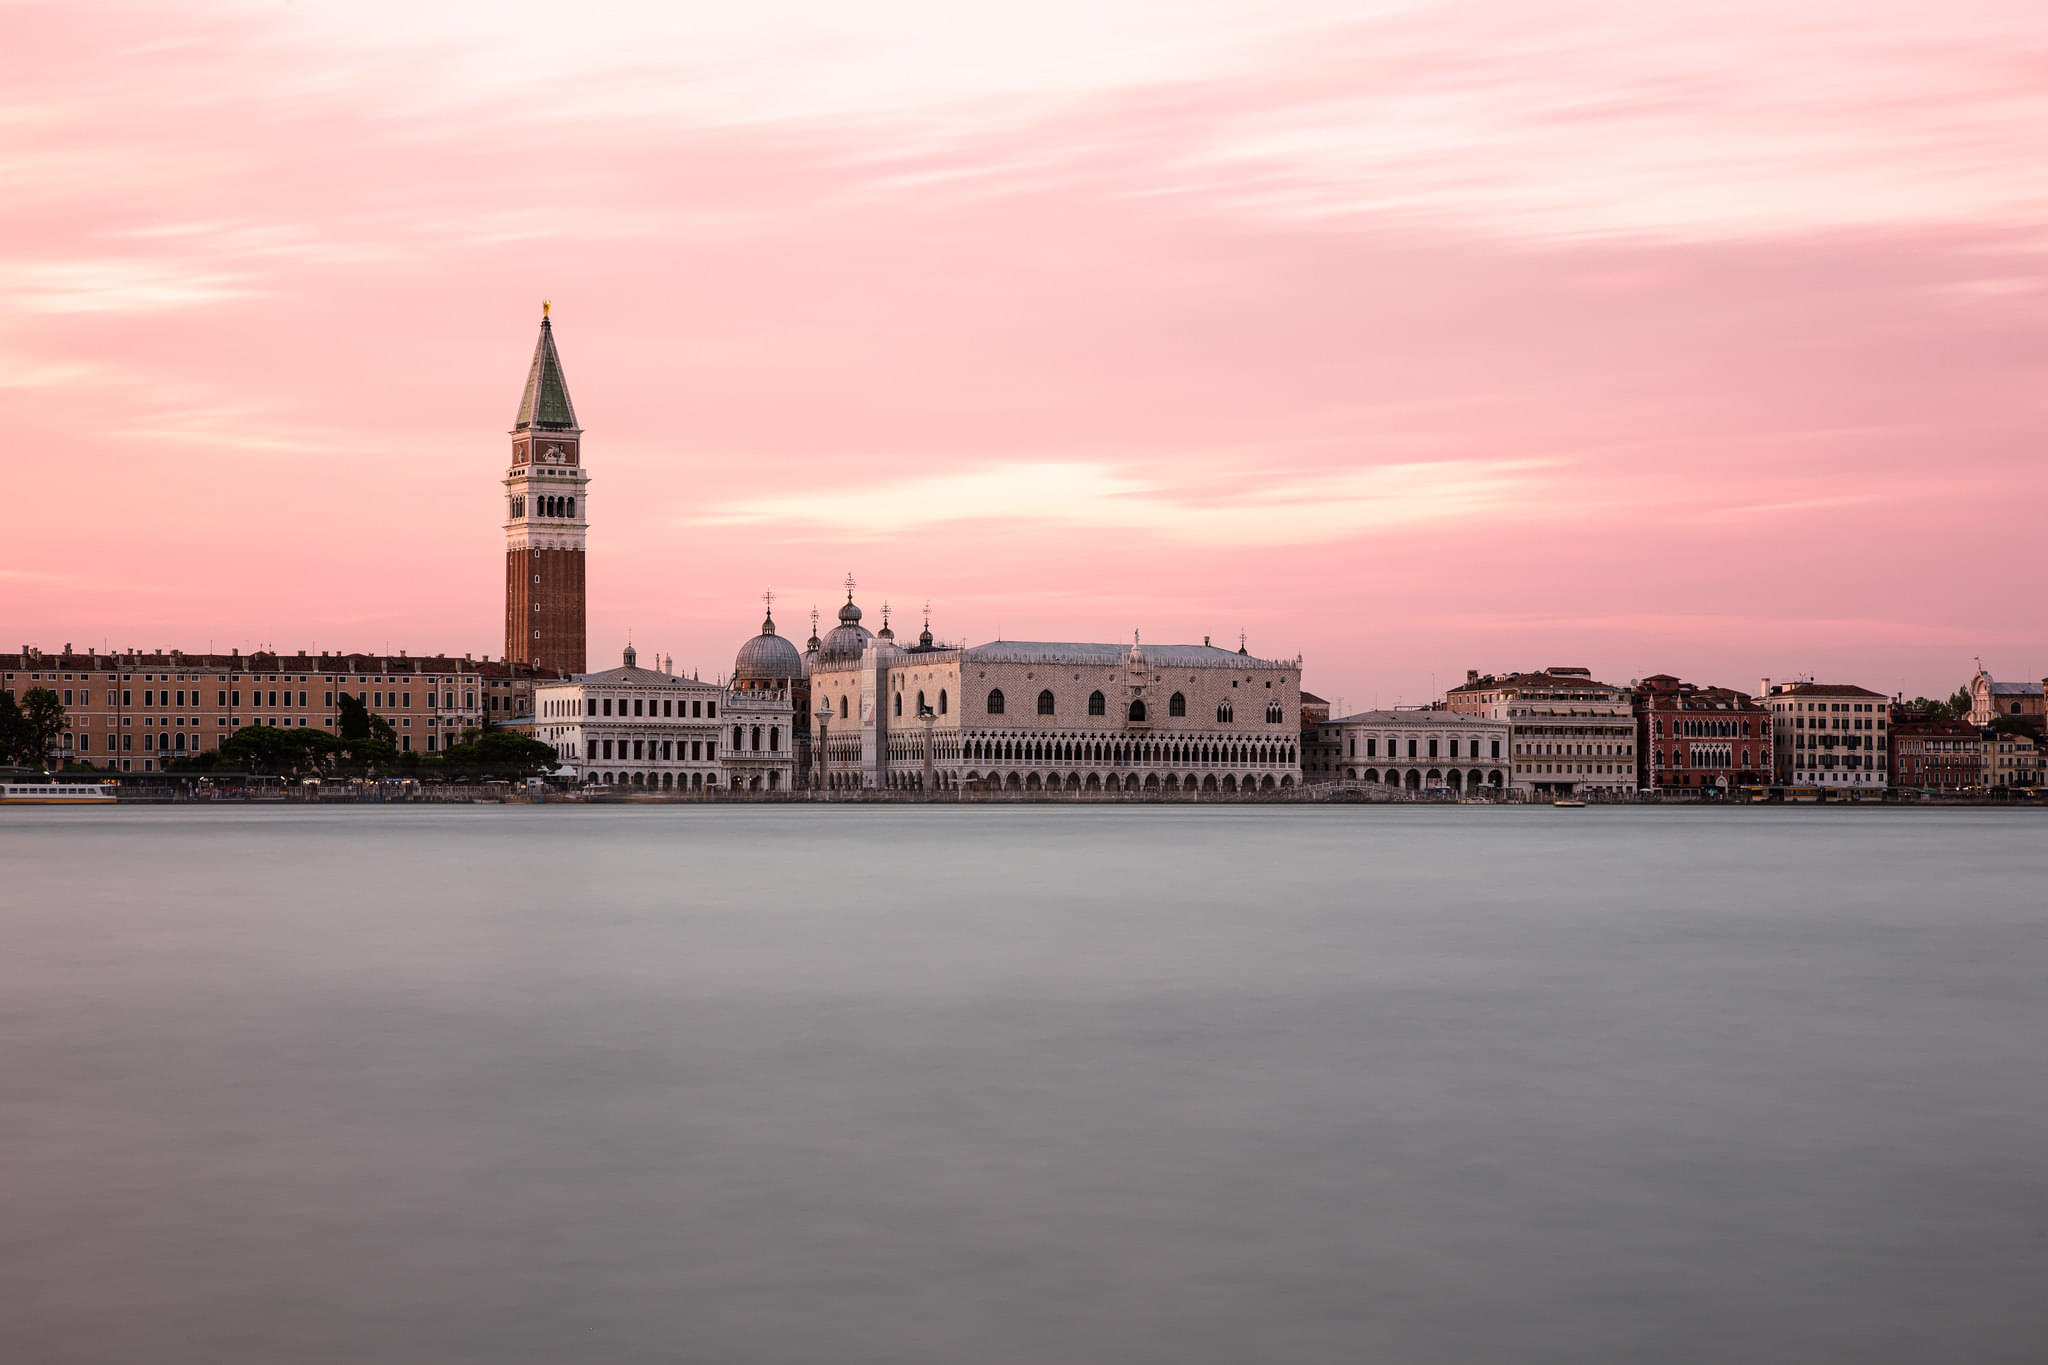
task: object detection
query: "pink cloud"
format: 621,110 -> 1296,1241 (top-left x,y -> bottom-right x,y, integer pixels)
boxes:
2,0 -> 2044,700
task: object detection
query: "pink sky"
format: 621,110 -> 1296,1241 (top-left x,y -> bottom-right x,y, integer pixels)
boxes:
5,0 -> 2045,703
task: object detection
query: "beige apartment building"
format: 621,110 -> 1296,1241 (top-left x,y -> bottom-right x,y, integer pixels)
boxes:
1445,667 -> 1636,797
1762,680 -> 1888,795
2,645 -> 558,772
1983,730 -> 2041,791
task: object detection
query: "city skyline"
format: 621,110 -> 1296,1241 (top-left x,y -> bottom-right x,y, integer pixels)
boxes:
7,1 -> 2046,701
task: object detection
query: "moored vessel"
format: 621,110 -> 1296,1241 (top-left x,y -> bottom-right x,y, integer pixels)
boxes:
1,781 -> 118,805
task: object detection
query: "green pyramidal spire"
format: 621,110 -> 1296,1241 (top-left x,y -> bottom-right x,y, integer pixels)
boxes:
514,303 -> 579,431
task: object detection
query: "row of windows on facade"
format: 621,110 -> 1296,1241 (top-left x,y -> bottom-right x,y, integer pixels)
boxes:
1652,718 -> 1761,738
1347,735 -> 1502,759
829,691 -> 950,720
1653,748 -> 1753,768
1788,715 -> 1885,730
1791,734 -> 1886,750
509,495 -> 575,518
581,738 -> 723,762
64,730 -> 448,753
550,695 -> 717,719
56,687 -> 477,710
978,689 -> 1284,723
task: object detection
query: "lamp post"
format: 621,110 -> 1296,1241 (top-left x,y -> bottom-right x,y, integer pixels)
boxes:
814,704 -> 832,795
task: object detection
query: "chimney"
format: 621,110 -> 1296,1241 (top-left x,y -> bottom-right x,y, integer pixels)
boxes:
1466,669 -> 1478,684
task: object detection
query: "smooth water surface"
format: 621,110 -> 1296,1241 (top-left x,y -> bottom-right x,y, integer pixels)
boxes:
2,805 -> 2044,1363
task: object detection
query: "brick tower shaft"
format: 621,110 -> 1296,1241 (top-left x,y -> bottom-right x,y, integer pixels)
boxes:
503,303 -> 588,675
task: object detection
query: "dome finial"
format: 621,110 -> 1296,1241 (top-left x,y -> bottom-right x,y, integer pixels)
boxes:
542,298 -> 551,319
761,588 -> 776,634
844,571 -> 856,603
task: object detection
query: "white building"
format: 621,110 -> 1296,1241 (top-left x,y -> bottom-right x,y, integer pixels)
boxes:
533,644 -> 728,791
806,589 -> 1303,795
1761,680 -> 1889,795
1967,666 -> 2045,728
1308,709 -> 1511,794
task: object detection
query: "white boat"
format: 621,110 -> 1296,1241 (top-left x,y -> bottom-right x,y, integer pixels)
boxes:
1552,798 -> 1587,808
1,781 -> 118,805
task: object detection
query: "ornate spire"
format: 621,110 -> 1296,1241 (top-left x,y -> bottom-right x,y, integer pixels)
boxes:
761,588 -> 777,635
514,304 -> 579,431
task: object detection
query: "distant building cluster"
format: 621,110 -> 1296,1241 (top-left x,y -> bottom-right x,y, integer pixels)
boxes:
6,309 -> 2042,800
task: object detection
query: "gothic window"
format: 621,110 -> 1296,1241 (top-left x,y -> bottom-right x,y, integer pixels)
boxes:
987,689 -> 1006,715
1217,701 -> 1233,723
839,696 -> 848,719
1037,689 -> 1056,716
916,690 -> 926,715
938,689 -> 948,715
1129,699 -> 1147,723
1169,692 -> 1185,717
1088,690 -> 1106,716
895,693 -> 903,717
565,498 -> 575,518
1265,703 -> 1283,724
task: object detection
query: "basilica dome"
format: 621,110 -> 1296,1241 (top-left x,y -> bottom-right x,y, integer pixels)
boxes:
734,614 -> 805,682
818,595 -> 873,665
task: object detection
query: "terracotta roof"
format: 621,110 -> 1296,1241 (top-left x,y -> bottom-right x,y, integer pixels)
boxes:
1447,670 -> 1625,694
2,650 -> 559,678
1769,682 -> 1885,699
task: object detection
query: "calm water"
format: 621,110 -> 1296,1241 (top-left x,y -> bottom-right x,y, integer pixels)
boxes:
2,805 -> 2044,1363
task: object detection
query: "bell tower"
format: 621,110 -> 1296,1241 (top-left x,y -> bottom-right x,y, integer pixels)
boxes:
504,302 -> 589,675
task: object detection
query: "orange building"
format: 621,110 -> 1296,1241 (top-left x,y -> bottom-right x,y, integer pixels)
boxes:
2,645 -> 558,772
